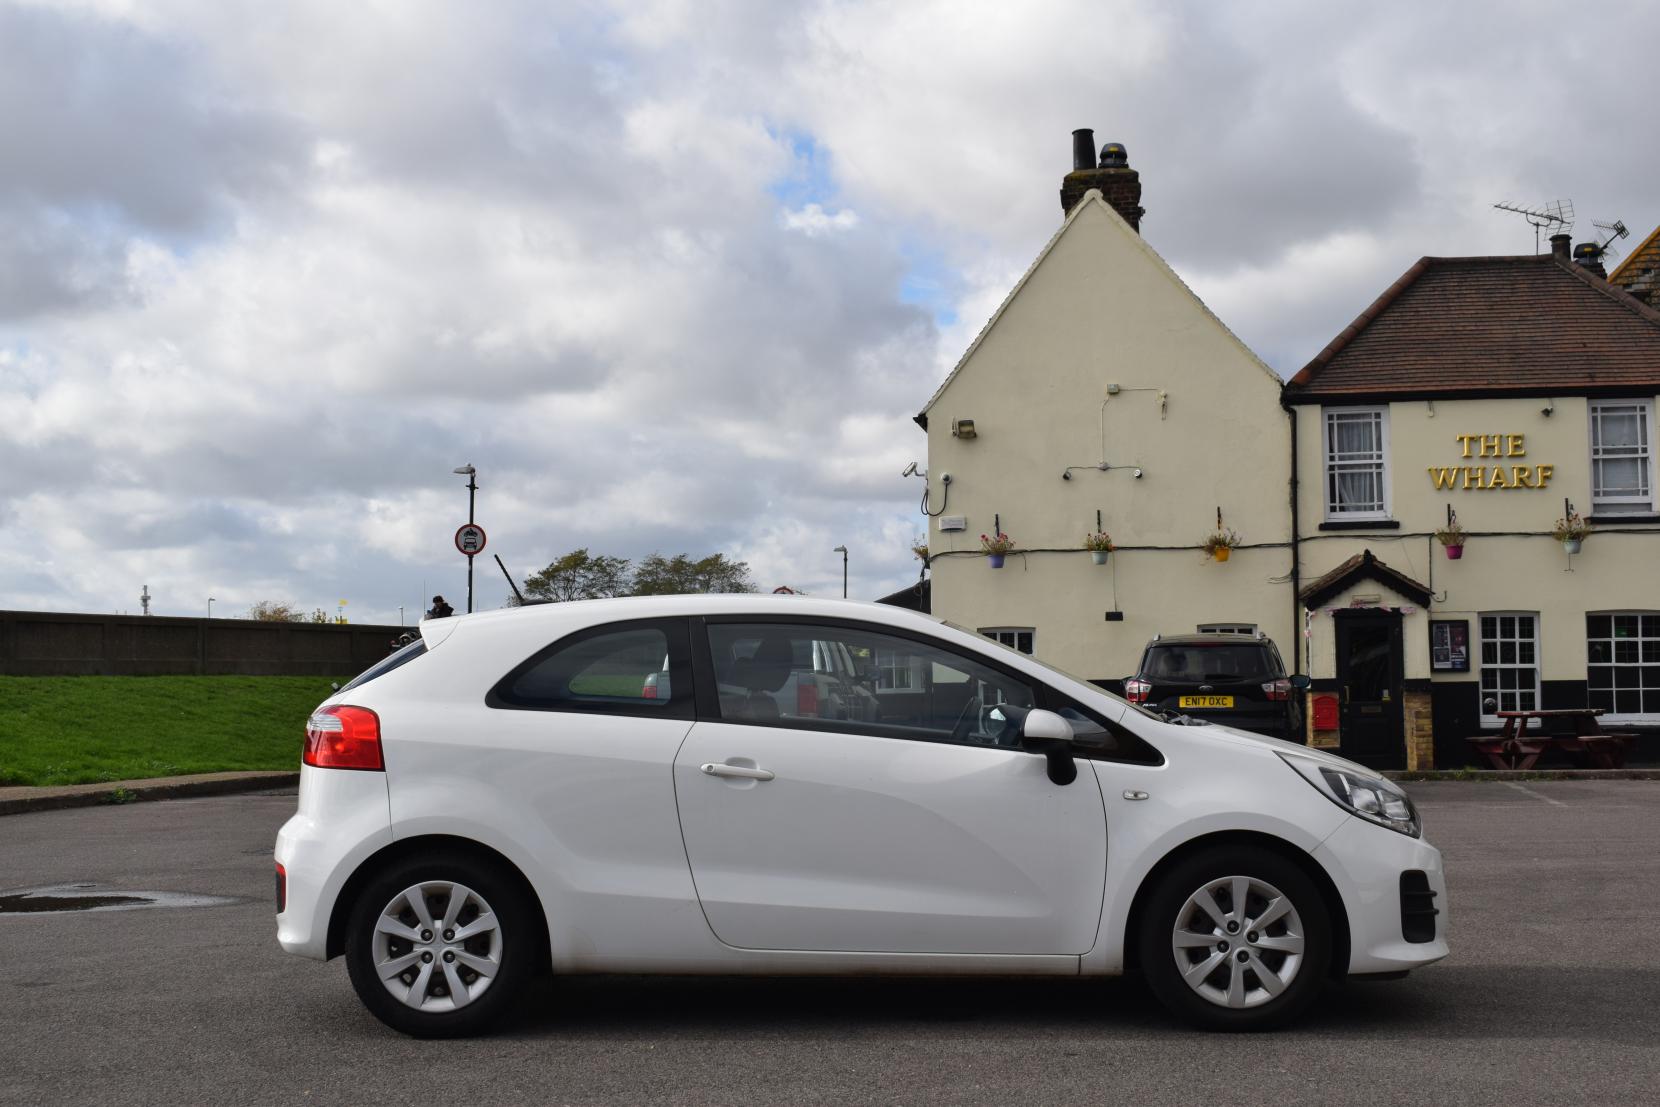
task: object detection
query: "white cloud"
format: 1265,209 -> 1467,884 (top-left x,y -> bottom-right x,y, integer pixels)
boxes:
2,0 -> 1657,622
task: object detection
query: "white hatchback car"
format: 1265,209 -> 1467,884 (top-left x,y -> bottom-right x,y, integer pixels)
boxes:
275,595 -> 1447,1036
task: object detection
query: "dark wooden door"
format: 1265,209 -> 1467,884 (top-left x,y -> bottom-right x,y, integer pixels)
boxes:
1335,612 -> 1405,771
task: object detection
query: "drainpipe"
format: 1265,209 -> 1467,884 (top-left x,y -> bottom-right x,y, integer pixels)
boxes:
1283,400 -> 1302,675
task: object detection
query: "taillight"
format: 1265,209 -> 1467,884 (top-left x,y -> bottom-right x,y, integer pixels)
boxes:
641,677 -> 657,699
1263,679 -> 1294,701
274,862 -> 287,914
1125,677 -> 1151,704
303,705 -> 384,771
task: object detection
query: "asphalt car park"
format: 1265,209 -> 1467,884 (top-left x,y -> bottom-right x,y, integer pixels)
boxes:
3,781 -> 1659,1106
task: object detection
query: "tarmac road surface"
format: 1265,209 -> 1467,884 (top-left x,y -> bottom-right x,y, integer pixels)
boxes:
2,780 -> 1658,1106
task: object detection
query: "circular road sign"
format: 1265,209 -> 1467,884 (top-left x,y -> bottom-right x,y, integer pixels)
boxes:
455,524 -> 487,557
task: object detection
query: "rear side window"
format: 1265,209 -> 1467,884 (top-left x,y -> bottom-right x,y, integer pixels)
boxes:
339,639 -> 427,693
488,619 -> 693,717
1143,644 -> 1279,681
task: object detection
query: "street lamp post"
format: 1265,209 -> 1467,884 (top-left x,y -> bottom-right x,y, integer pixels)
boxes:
454,464 -> 478,613
832,545 -> 848,599
207,597 -> 215,619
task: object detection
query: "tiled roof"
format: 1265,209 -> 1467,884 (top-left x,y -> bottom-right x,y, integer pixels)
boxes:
1299,550 -> 1431,609
1284,254 -> 1660,400
1609,223 -> 1660,306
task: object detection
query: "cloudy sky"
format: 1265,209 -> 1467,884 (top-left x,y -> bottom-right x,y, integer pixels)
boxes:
4,0 -> 1656,622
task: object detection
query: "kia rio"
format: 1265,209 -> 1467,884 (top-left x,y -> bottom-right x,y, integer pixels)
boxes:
275,595 -> 1446,1037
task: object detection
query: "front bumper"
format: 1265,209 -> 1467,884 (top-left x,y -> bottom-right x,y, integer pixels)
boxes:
1314,815 -> 1450,975
274,765 -> 394,960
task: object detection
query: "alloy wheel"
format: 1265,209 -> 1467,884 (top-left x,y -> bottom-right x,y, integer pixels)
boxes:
371,880 -> 503,1013
1170,874 -> 1305,1009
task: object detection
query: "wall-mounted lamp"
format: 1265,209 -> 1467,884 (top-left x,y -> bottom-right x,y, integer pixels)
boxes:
1542,399 -> 1555,417
951,418 -> 977,439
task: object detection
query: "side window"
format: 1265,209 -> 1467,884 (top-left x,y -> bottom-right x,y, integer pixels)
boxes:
488,619 -> 692,717
704,621 -> 1035,748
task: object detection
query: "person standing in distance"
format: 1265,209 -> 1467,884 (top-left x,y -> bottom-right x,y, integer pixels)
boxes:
426,595 -> 455,620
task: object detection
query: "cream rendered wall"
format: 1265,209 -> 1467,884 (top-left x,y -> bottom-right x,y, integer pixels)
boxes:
924,194 -> 1294,682
1294,394 -> 1660,681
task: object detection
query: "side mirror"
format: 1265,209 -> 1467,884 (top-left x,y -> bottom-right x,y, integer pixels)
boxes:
989,706 -> 1079,785
1290,674 -> 1311,690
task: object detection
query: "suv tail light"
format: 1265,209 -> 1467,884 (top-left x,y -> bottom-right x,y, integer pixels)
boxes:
641,676 -> 658,699
1262,678 -> 1294,701
304,705 -> 384,771
1124,677 -> 1151,704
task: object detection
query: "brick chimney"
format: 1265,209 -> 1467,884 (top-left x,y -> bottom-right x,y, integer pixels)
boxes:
1550,233 -> 1571,261
1573,241 -> 1608,278
1059,129 -> 1144,232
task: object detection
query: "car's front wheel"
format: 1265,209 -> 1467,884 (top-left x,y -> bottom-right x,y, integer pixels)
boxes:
1139,845 -> 1331,1030
344,851 -> 538,1037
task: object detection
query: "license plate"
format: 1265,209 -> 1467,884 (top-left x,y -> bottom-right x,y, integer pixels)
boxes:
1179,695 -> 1234,709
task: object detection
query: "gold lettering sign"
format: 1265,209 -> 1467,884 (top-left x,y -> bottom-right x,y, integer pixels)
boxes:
1430,435 -> 1552,491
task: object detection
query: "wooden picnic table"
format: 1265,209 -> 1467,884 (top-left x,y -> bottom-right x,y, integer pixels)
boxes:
1466,708 -> 1635,770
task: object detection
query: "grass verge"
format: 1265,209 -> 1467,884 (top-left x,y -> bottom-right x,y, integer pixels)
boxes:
0,675 -> 343,787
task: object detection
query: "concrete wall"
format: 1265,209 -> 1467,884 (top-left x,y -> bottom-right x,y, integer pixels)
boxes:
922,193 -> 1295,682
0,610 -> 411,677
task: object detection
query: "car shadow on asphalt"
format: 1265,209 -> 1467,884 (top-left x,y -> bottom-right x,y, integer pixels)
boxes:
483,963 -> 1659,1043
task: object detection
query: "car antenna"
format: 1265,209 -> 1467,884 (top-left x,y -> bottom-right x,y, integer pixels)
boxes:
494,554 -> 527,604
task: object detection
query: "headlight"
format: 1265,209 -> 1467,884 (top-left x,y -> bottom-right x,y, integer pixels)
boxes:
1278,754 -> 1421,838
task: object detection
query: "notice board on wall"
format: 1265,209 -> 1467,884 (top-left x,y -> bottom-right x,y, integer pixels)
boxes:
1431,619 -> 1470,673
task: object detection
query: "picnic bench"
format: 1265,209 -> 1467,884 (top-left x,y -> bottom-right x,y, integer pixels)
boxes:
1466,708 -> 1636,770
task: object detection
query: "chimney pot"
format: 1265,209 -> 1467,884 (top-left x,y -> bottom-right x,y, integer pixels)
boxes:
1550,233 -> 1571,261
1059,129 -> 1145,232
1573,242 -> 1608,278
1071,129 -> 1096,171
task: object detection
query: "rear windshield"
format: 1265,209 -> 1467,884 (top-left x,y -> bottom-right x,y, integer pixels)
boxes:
339,638 -> 427,693
1143,644 -> 1280,681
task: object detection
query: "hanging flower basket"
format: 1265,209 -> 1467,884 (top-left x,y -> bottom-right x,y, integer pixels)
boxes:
1435,520 -> 1467,560
980,531 -> 1014,569
1202,528 -> 1240,562
1084,531 -> 1113,566
1551,512 -> 1591,555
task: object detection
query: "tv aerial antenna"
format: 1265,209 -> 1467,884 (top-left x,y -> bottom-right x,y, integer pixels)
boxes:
1493,199 -> 1575,253
1590,218 -> 1630,263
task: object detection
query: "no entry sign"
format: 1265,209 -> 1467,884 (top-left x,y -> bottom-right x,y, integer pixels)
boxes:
454,524 -> 487,557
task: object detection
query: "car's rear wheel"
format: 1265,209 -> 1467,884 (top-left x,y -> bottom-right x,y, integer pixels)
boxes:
344,852 -> 537,1037
1139,845 -> 1331,1030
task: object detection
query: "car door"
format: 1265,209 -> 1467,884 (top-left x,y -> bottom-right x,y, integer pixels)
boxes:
673,618 -> 1109,956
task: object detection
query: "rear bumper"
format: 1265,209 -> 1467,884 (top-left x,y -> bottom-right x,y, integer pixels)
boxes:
1314,816 -> 1450,975
274,765 -> 393,961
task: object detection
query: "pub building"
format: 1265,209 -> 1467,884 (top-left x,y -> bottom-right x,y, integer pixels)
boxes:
913,132 -> 1660,772
1282,233 -> 1660,770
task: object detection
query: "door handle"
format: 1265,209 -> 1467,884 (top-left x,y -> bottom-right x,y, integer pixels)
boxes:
700,762 -> 775,781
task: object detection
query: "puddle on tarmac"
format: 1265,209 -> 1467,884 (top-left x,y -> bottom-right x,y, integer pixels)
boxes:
0,884 -> 242,915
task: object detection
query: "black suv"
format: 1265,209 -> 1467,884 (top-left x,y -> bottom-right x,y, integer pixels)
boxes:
1124,633 -> 1308,741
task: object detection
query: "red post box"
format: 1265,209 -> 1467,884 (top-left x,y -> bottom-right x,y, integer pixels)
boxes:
1313,694 -> 1339,730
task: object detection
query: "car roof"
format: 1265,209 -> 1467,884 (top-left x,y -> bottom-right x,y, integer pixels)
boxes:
423,593 -> 948,639
1144,634 -> 1276,647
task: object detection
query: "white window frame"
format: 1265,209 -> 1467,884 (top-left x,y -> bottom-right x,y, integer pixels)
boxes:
1478,612 -> 1542,727
1321,406 -> 1391,520
873,645 -> 921,693
1196,623 -> 1258,636
1589,399 -> 1656,514
1586,611 -> 1660,724
980,627 -> 1035,655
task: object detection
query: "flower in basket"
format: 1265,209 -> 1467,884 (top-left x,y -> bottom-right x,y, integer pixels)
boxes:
1551,512 -> 1591,543
1084,531 -> 1114,552
1434,519 -> 1467,547
911,540 -> 929,561
980,531 -> 1015,555
1202,528 -> 1241,558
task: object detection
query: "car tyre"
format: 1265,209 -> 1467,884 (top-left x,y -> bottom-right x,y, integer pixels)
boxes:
344,850 -> 539,1038
1138,845 -> 1331,1031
